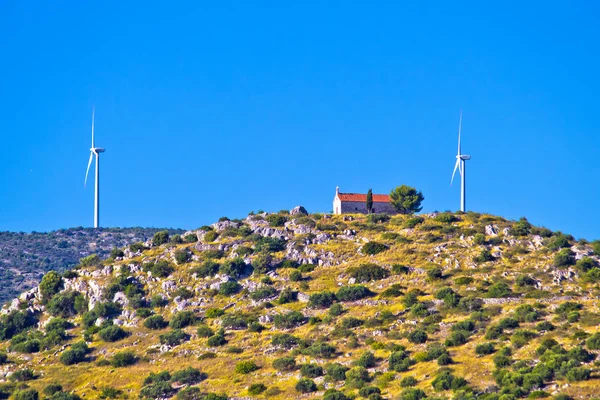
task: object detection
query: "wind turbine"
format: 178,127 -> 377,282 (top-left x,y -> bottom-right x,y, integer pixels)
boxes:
84,108 -> 105,228
451,110 -> 471,212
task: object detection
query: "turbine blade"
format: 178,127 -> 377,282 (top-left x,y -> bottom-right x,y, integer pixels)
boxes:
91,108 -> 95,148
457,109 -> 462,155
451,158 -> 460,185
84,151 -> 93,187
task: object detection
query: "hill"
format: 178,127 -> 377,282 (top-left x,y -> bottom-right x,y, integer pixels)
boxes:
0,228 -> 184,305
1,210 -> 600,400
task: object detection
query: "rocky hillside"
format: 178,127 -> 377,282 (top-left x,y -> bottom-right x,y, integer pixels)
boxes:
0,228 -> 184,305
1,209 -> 600,400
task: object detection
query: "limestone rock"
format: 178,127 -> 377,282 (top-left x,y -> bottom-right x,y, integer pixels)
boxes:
290,206 -> 308,216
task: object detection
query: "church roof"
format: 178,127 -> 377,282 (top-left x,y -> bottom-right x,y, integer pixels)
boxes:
338,193 -> 390,203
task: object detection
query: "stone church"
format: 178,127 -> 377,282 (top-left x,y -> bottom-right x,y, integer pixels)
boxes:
333,187 -> 397,215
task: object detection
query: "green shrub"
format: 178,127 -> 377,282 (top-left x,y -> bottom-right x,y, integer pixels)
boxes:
435,212 -> 458,223
271,334 -> 300,349
473,233 -> 486,245
400,376 -> 418,387
407,329 -> 428,344
235,361 -> 259,374
98,325 -> 128,342
278,288 -> 297,304
150,295 -> 168,308
39,271 -> 63,303
273,311 -> 306,329
362,242 -> 388,255
404,217 -> 425,228
250,286 -> 277,301
219,281 -> 242,296
196,325 -> 213,338
348,263 -> 389,282
300,363 -> 324,378
336,285 -> 372,301
273,356 -> 297,371
171,367 -> 206,385
510,218 -> 531,237
174,249 -> 191,264
487,282 -> 512,298
389,350 -> 414,372
431,369 -> 466,391
289,270 -> 303,282
295,378 -> 317,393
576,257 -> 598,273
586,332 -> 600,350
150,261 -> 174,278
80,254 -> 102,267
47,291 -> 86,318
266,214 -> 287,227
43,384 -> 63,396
554,249 -> 575,268
110,350 -> 137,367
305,342 -> 337,358
153,230 -> 169,246
207,332 -> 227,347
355,351 -> 376,368
13,389 -> 39,400
99,386 -> 123,399
219,258 -> 247,278
60,341 -> 90,365
474,249 -> 495,263
159,329 -> 189,346
10,368 -> 36,382
144,315 -> 168,330
475,343 -> 496,355
398,388 -> 426,400
381,284 -> 403,298
427,266 -> 443,280
309,291 -> 337,308
205,308 -> 225,318
445,330 -> 469,347
248,384 -> 267,395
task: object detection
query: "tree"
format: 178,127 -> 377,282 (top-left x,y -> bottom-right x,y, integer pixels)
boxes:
389,185 -> 424,214
366,189 -> 373,214
153,230 -> 169,246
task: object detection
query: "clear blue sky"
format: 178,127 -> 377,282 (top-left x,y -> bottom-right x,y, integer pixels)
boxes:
1,2 -> 598,240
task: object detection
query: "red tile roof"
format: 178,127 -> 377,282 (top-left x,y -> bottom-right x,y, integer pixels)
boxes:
338,193 -> 390,203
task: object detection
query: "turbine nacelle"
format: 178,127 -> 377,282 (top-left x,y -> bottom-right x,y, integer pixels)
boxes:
91,148 -> 105,154
460,155 -> 471,160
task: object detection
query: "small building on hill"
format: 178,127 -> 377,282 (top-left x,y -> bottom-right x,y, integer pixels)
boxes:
333,187 -> 396,215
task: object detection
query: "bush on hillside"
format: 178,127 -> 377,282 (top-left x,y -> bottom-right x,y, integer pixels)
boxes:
153,230 -> 169,246
98,325 -> 128,342
554,249 -> 576,268
144,315 -> 168,330
361,242 -> 389,255
348,263 -> 389,282
309,291 -> 337,308
336,285 -> 372,302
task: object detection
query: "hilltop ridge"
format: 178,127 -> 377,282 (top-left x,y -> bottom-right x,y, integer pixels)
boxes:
1,209 -> 600,399
0,227 -> 184,305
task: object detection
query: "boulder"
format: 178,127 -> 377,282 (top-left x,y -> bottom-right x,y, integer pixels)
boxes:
290,206 -> 308,216
485,225 -> 499,237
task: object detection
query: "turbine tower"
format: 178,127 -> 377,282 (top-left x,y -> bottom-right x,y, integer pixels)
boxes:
451,110 -> 471,212
84,108 -> 105,228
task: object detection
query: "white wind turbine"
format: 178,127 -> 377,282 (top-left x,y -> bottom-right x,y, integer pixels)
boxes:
451,110 -> 471,212
84,108 -> 105,228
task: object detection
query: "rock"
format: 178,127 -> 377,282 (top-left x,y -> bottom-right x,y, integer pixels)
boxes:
209,275 -> 231,291
113,292 -> 129,307
485,225 -> 499,237
259,315 -> 273,324
211,220 -> 241,232
162,280 -> 177,293
290,206 -> 308,216
297,292 -> 310,303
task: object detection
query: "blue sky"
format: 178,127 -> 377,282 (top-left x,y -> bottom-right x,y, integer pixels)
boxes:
0,2 -> 598,239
